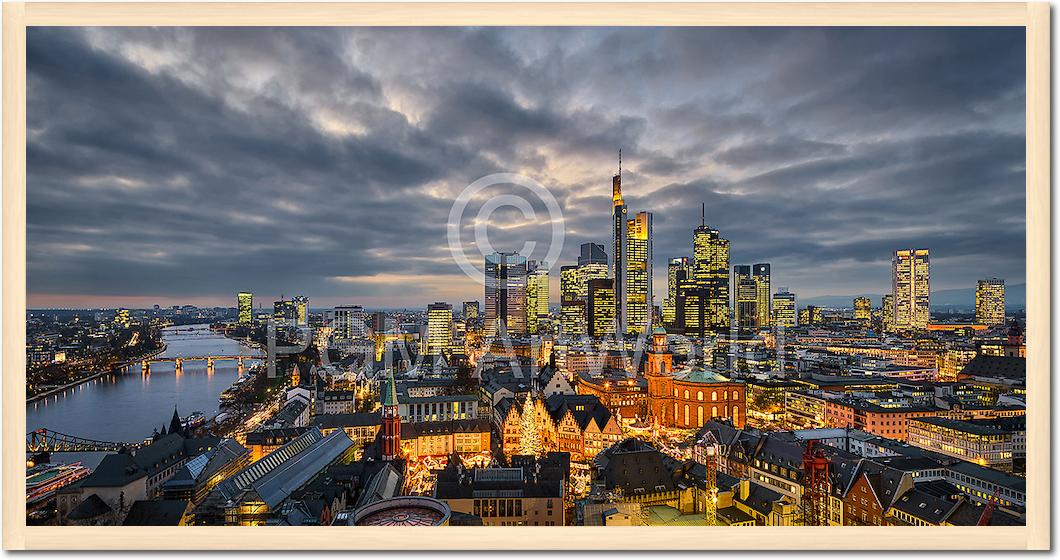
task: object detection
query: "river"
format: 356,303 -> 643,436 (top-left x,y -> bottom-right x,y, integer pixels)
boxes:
26,324 -> 262,468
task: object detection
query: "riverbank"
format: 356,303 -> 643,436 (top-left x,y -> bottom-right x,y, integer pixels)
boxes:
26,343 -> 168,404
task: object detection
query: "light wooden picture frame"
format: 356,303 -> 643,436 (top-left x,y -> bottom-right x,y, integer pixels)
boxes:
2,1 -> 1050,551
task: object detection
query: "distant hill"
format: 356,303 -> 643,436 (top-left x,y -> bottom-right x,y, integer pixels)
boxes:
799,283 -> 1026,310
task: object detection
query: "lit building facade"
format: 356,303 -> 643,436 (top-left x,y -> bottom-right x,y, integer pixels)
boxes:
560,265 -> 585,337
892,249 -> 930,330
853,297 -> 872,324
975,278 -> 1005,326
587,278 -> 616,339
485,251 -> 528,337
273,299 -> 297,327
753,263 -> 771,327
426,302 -> 454,355
881,294 -> 895,332
463,301 -> 480,321
644,329 -> 745,429
237,292 -> 253,325
733,265 -> 757,329
678,217 -> 730,337
293,296 -> 309,327
663,257 -> 689,328
772,289 -> 796,329
332,305 -> 366,340
612,166 -> 628,335
526,261 -> 550,335
625,211 -> 653,335
907,417 -> 1015,470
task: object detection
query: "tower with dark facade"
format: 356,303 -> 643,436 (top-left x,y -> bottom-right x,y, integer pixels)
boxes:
381,371 -> 401,461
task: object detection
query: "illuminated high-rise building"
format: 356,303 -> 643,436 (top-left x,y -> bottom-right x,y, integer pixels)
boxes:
526,261 -> 550,334
892,249 -> 930,330
772,289 -> 796,329
678,207 -> 730,336
273,298 -> 297,326
853,297 -> 872,323
577,243 -> 609,299
237,292 -> 253,325
426,302 -> 454,355
560,265 -> 585,336
663,257 -> 689,328
611,156 -> 628,335
799,306 -> 823,325
332,305 -> 367,339
881,294 -> 895,332
752,264 -> 771,327
114,308 -> 131,329
975,278 -> 1005,325
624,211 -> 653,335
293,295 -> 310,327
587,278 -> 616,338
733,265 -> 757,328
463,301 -> 480,321
485,251 -> 528,337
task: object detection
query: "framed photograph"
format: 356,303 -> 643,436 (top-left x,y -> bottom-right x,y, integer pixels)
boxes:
2,1 -> 1050,551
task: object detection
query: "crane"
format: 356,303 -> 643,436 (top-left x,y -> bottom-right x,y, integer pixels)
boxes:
977,488 -> 1002,526
698,431 -> 720,526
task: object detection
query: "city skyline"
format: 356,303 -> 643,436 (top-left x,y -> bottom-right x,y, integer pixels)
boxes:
27,27 -> 1026,309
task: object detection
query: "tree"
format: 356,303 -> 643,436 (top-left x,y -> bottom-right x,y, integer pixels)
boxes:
519,397 -> 542,457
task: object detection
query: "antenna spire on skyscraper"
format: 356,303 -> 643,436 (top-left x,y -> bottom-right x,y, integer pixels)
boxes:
618,149 -> 622,178
701,202 -> 705,226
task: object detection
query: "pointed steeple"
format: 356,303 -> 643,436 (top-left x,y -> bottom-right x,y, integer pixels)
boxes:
168,407 -> 183,437
382,371 -> 399,407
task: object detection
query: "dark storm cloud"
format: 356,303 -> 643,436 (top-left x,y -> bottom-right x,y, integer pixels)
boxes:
26,26 -> 1025,308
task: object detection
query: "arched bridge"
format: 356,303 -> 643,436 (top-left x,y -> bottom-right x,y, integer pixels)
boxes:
26,428 -> 148,453
140,354 -> 263,372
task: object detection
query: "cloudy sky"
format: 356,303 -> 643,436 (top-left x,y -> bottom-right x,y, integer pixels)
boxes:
27,27 -> 1026,310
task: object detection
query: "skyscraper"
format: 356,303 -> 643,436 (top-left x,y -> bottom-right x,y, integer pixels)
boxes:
881,294 -> 895,332
772,289 -> 796,329
273,298 -> 297,326
485,251 -> 528,337
332,305 -> 367,339
560,265 -> 585,336
526,261 -> 550,334
426,302 -> 454,355
799,306 -> 823,325
976,278 -> 1006,325
678,208 -> 730,336
237,292 -> 253,325
612,158 -> 628,335
892,249 -> 930,330
577,243 -> 609,299
733,265 -> 757,328
463,301 -> 480,321
625,211 -> 653,335
587,278 -> 616,338
293,295 -> 310,327
663,257 -> 689,328
853,297 -> 872,323
752,263 -> 771,327
579,242 -> 607,267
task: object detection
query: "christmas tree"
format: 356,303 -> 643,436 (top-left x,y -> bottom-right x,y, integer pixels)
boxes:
519,396 -> 542,457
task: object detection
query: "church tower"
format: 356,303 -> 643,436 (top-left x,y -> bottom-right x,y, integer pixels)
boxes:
381,371 -> 401,461
645,327 -> 674,425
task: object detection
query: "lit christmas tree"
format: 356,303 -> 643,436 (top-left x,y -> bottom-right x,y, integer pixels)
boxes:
520,396 -> 542,457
